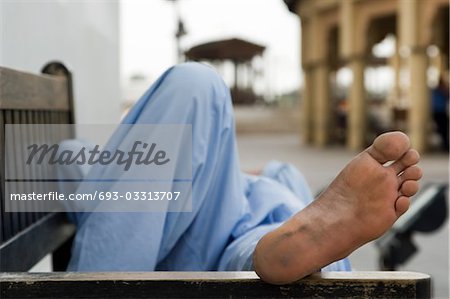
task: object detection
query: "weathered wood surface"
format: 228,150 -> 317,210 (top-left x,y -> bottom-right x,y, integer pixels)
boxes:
0,67 -> 69,111
0,213 -> 75,271
0,62 -> 75,272
0,271 -> 430,298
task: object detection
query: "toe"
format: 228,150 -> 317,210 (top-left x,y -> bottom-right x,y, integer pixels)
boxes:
395,196 -> 410,217
400,180 -> 419,197
366,132 -> 410,164
390,149 -> 420,175
398,165 -> 423,183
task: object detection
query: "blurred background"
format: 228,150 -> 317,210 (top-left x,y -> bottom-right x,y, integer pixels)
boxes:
0,0 -> 448,297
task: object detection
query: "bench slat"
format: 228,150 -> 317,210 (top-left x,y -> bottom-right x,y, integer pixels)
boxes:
0,67 -> 70,111
0,271 -> 430,298
0,213 -> 75,271
1,62 -> 75,271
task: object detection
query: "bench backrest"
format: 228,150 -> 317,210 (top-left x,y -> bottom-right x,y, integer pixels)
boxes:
0,62 -> 76,271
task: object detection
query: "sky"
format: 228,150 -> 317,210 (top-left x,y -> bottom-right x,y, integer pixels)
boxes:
120,0 -> 301,96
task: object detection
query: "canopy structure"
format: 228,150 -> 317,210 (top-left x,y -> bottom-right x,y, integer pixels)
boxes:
185,38 -> 265,62
185,38 -> 266,105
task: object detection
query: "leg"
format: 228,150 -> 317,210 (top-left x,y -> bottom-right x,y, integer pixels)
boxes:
261,161 -> 352,271
218,159 -> 343,271
68,63 -> 247,271
261,161 -> 314,206
254,132 -> 422,284
67,62 -> 333,272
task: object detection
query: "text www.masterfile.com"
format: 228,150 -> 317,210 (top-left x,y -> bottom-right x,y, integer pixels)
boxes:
9,191 -> 181,201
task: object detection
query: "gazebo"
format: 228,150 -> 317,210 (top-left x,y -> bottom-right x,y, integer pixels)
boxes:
185,38 -> 265,105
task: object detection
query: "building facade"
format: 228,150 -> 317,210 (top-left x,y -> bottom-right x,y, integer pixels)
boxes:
286,0 -> 449,152
0,1 -> 121,124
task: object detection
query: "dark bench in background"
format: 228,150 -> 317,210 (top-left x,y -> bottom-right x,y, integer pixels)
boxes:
0,63 -> 431,298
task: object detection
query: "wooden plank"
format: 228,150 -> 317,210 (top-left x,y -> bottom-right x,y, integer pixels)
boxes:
0,63 -> 75,270
0,67 -> 70,111
25,111 -> 38,223
0,213 -> 75,271
0,271 -> 431,298
3,111 -> 19,236
0,110 -> 8,242
12,110 -> 27,231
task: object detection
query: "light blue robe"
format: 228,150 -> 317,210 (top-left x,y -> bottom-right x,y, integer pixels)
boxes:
62,62 -> 350,272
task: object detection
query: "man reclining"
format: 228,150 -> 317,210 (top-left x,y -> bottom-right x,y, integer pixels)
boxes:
61,63 -> 422,284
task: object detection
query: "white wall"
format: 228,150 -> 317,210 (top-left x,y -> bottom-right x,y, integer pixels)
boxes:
0,0 -> 121,124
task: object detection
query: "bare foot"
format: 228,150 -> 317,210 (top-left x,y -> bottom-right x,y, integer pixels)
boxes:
253,132 -> 422,284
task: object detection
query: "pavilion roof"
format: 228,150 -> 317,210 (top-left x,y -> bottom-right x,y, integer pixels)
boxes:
185,38 -> 265,62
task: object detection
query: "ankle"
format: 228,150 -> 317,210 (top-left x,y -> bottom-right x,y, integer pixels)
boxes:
253,198 -> 360,284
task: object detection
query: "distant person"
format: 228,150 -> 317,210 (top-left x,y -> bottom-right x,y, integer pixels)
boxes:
61,63 -> 422,284
431,76 -> 449,151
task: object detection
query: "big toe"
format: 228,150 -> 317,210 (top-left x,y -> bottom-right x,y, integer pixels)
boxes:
366,131 -> 411,164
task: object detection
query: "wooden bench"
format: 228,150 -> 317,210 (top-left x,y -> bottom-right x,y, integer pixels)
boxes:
0,64 -> 431,298
1,272 -> 430,298
0,62 -> 76,272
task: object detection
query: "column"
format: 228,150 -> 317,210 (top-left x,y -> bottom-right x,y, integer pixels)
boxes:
302,67 -> 314,143
409,47 -> 429,153
300,16 -> 315,144
310,11 -> 331,147
299,4 -> 332,147
340,0 -> 367,150
348,56 -> 366,150
313,62 -> 330,146
390,40 -> 401,108
398,0 -> 430,153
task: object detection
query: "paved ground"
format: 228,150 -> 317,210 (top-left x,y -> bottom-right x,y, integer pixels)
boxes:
237,132 -> 449,299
